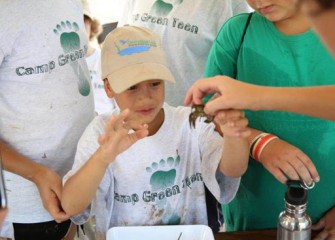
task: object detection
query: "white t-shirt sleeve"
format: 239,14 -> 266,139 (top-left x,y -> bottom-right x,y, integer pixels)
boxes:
63,115 -> 107,224
198,123 -> 240,204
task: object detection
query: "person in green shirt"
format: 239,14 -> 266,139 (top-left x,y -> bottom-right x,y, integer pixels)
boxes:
185,0 -> 335,239
185,0 -> 335,121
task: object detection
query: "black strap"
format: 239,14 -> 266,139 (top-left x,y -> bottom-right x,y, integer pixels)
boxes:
240,12 -> 254,47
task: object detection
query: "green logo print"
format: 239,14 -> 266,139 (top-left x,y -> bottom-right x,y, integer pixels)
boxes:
150,0 -> 184,16
54,21 -> 90,96
146,155 -> 181,224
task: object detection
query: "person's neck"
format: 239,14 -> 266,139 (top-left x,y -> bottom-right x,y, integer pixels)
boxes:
148,108 -> 165,136
274,12 -> 311,35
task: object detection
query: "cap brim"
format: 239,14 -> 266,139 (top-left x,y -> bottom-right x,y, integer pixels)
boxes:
106,63 -> 176,93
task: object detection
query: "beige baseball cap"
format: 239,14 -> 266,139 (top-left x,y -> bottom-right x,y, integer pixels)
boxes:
81,0 -> 93,20
101,25 -> 176,94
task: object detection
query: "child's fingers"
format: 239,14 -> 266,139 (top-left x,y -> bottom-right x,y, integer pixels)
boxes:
105,115 -> 117,134
216,116 -> 249,131
127,124 -> 149,142
270,168 -> 289,184
296,151 -> 320,183
215,109 -> 245,121
113,109 -> 130,131
226,117 -> 249,128
105,109 -> 130,133
278,161 -> 300,182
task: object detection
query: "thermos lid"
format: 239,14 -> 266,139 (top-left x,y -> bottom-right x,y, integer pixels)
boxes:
285,180 -> 308,205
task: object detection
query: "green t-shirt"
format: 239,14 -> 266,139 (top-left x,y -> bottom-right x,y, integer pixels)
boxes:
205,12 -> 335,231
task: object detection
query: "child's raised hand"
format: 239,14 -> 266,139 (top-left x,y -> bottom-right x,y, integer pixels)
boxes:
98,109 -> 149,164
215,109 -> 251,138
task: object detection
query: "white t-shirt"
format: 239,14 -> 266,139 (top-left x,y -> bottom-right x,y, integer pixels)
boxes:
86,48 -> 116,115
0,0 -> 95,226
118,0 -> 250,106
64,103 -> 240,240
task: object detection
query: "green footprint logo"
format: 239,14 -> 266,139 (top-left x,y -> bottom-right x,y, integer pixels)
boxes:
54,21 -> 90,96
146,155 -> 181,224
150,0 -> 184,17
146,157 -> 180,191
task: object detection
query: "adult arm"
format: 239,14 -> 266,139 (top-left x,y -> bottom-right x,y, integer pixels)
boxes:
256,85 -> 335,121
184,76 -> 335,121
0,139 -> 70,222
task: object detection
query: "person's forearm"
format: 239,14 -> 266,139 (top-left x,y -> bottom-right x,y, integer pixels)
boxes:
259,86 -> 335,121
219,137 -> 249,178
0,139 -> 47,183
61,148 -> 109,216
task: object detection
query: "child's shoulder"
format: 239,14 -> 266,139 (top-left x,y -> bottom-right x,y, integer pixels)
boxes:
214,13 -> 251,43
213,12 -> 266,48
163,103 -> 192,128
222,12 -> 253,28
217,12 -> 261,37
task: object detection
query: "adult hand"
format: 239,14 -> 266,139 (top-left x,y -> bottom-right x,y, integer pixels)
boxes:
184,75 -> 261,114
259,138 -> 320,184
313,207 -> 335,240
33,166 -> 70,223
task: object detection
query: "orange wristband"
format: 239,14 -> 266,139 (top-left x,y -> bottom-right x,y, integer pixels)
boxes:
252,134 -> 278,162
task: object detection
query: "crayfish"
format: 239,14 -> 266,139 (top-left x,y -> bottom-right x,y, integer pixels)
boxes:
189,104 -> 214,128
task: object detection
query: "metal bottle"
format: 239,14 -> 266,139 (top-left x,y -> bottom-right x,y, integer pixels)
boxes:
277,180 -> 312,240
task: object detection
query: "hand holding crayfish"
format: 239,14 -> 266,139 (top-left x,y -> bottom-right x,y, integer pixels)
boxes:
189,104 -> 251,138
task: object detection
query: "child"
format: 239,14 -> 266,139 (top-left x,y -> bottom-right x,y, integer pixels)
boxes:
187,0 -> 335,235
61,25 -> 250,240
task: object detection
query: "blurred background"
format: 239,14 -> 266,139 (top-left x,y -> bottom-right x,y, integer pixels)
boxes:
88,0 -> 124,45
89,0 -> 123,24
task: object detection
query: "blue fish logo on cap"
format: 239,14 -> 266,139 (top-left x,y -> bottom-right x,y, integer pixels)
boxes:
115,39 -> 157,56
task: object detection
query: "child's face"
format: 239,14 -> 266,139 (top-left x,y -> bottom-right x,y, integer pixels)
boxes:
106,79 -> 165,130
247,0 -> 300,22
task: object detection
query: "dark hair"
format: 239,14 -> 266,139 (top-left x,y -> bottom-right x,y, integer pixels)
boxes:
298,0 -> 335,16
316,0 -> 335,9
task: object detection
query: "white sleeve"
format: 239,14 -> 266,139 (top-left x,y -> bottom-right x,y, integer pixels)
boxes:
198,123 -> 240,204
63,116 -> 107,224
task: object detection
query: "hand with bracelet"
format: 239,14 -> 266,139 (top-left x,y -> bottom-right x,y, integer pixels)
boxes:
249,130 -> 320,185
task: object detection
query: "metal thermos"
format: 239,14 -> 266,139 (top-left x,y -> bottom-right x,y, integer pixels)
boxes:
277,181 -> 312,240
